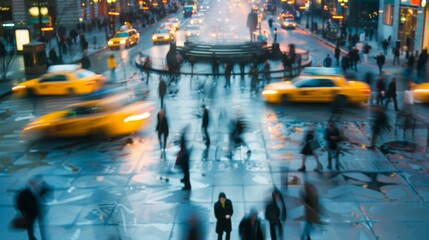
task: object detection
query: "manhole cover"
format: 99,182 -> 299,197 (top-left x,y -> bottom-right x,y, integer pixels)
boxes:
380,141 -> 417,153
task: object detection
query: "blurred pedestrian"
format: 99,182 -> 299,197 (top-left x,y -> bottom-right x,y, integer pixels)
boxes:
325,122 -> 341,170
156,108 -> 169,151
158,77 -> 167,108
375,76 -> 386,105
417,48 -> 428,77
239,209 -> 264,240
16,176 -> 51,240
334,45 -> 341,66
143,56 -> 151,84
177,131 -> 191,190
106,54 -> 117,80
214,192 -> 234,240
363,43 -> 372,63
341,54 -> 350,72
406,52 -> 415,75
381,39 -> 389,56
349,47 -> 359,71
322,54 -> 332,68
249,64 -> 259,95
224,62 -> 234,89
300,182 -> 321,240
384,77 -> 398,111
369,105 -> 391,149
263,59 -> 271,85
393,46 -> 400,65
375,52 -> 385,74
202,105 -> 210,148
329,96 -> 343,122
230,115 -> 251,157
369,27 -> 374,41
298,127 -> 322,172
268,18 -> 274,29
212,53 -> 219,77
48,48 -> 58,66
265,189 -> 286,240
80,53 -> 91,70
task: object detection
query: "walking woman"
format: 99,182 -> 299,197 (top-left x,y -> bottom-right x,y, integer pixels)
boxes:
298,127 -> 322,172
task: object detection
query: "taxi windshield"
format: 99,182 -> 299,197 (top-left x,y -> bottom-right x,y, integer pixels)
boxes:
114,32 -> 129,38
187,26 -> 200,31
156,29 -> 169,34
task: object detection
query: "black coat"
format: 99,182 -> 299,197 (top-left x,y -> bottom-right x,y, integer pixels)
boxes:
386,81 -> 397,98
156,113 -> 169,134
214,199 -> 234,233
239,215 -> 264,240
265,201 -> 280,223
326,127 -> 341,150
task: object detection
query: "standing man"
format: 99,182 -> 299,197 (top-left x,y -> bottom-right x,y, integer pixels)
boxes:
323,54 -> 332,67
156,108 -> 169,152
246,10 -> 258,42
363,43 -> 372,63
375,76 -> 386,105
158,77 -> 167,108
107,54 -> 117,80
224,62 -> 233,89
384,77 -> 398,111
381,39 -> 389,56
326,122 -> 341,170
263,59 -> 271,86
201,105 -> 210,148
249,64 -> 259,95
178,133 -> 191,190
334,45 -> 341,66
265,189 -> 286,240
393,46 -> 400,65
214,192 -> 233,240
300,182 -> 321,240
375,53 -> 385,74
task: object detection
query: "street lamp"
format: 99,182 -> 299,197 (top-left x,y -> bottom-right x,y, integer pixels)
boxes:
274,28 -> 277,43
107,0 -> 117,36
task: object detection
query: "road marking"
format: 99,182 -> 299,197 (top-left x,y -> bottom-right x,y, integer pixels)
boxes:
14,114 -> 36,121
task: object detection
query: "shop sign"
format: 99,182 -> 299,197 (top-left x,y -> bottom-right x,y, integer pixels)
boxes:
401,0 -> 421,6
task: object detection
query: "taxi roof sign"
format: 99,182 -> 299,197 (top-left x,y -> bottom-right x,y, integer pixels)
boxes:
301,67 -> 342,76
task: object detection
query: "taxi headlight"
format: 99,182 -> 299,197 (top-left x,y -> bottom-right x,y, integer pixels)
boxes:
124,112 -> 151,123
262,90 -> 278,95
413,89 -> 429,93
164,35 -> 169,39
152,35 -> 157,40
186,32 -> 191,36
12,85 -> 26,91
120,39 -> 126,44
108,40 -> 113,45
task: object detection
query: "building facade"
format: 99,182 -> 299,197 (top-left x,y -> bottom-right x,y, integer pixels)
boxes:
378,0 -> 428,53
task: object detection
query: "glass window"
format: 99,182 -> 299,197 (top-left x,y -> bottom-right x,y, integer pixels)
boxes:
115,32 -> 129,38
319,79 -> 335,87
65,106 -> 104,117
383,3 -> 394,26
40,75 -> 68,83
295,79 -> 321,88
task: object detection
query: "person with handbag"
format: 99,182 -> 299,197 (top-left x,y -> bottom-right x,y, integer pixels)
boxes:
15,176 -> 51,240
298,127 -> 322,172
214,192 -> 234,240
326,122 -> 342,170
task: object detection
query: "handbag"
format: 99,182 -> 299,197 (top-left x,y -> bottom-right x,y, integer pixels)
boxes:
10,215 -> 27,230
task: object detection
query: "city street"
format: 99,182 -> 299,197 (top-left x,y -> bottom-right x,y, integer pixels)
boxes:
1,1 -> 429,240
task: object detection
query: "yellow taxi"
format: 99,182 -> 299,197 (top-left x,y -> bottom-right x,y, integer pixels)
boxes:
152,28 -> 175,44
108,29 -> 140,49
167,18 -> 181,30
262,68 -> 371,104
411,83 -> 429,103
21,92 -> 156,140
12,65 -> 106,97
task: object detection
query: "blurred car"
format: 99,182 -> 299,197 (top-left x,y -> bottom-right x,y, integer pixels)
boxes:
190,13 -> 205,25
185,25 -> 201,40
12,65 -> 106,97
261,69 -> 370,104
411,83 -> 429,103
160,22 -> 176,34
21,92 -> 155,140
108,29 -> 140,49
282,19 -> 297,29
199,4 -> 210,12
166,18 -> 181,30
152,28 -> 175,44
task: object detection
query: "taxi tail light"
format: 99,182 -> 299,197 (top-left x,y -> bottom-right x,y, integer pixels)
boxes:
85,80 -> 96,86
123,112 -> 151,123
359,88 -> 371,94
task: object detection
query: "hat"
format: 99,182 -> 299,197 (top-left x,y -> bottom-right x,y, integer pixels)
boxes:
218,192 -> 226,199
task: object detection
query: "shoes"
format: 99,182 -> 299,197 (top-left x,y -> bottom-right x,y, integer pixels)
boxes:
182,186 -> 191,191
314,166 -> 323,172
298,166 -> 306,172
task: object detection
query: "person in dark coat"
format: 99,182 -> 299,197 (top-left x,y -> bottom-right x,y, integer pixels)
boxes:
248,64 -> 259,95
375,76 -> 386,105
239,209 -> 264,240
349,47 -> 359,71
178,134 -> 191,190
214,192 -> 234,240
300,182 -> 321,240
384,77 -> 398,111
334,46 -> 341,65
212,53 -> 219,77
381,39 -> 389,56
48,48 -> 58,65
265,189 -> 286,240
298,127 -> 322,172
406,52 -> 415,74
323,54 -> 332,67
325,122 -> 342,170
224,62 -> 233,89
369,105 -> 390,149
375,53 -> 385,74
341,54 -> 350,72
202,105 -> 210,148
156,109 -> 169,151
158,77 -> 167,108
16,176 -> 51,240
80,54 -> 91,69
393,46 -> 400,65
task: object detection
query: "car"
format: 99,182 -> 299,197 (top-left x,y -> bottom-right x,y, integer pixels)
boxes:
107,29 -> 140,49
152,28 -> 175,44
261,69 -> 371,105
411,82 -> 429,103
189,13 -> 205,25
282,19 -> 297,29
166,18 -> 181,30
199,4 -> 210,12
12,65 -> 106,97
185,25 -> 201,41
21,92 -> 156,140
160,22 -> 176,34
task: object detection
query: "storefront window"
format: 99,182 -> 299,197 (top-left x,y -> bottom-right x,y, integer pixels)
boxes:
398,7 -> 418,51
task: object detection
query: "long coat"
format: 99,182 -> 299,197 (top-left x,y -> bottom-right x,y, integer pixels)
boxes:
214,199 -> 234,233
